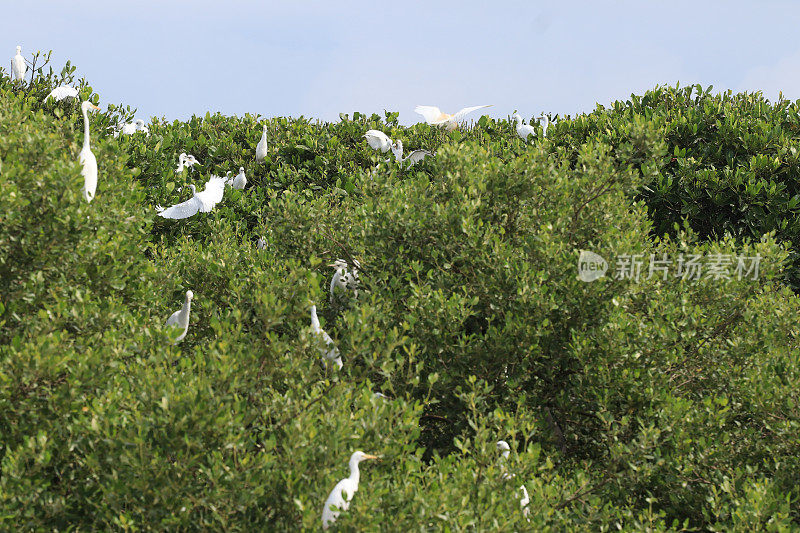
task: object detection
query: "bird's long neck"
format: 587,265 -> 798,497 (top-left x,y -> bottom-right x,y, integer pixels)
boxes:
311,307 -> 320,330
82,107 -> 91,151
348,460 -> 361,485
515,115 -> 523,125
182,297 -> 192,317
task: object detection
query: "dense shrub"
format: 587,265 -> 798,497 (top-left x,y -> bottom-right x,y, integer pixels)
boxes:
1,60 -> 798,530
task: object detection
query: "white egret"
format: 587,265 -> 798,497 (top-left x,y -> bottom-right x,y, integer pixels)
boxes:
414,105 -> 492,131
79,101 -> 100,203
118,119 -> 149,136
45,86 -> 79,102
497,441 -> 531,520
256,125 -> 268,161
165,290 -> 193,344
256,236 -> 267,249
156,175 -> 226,219
538,115 -> 550,138
310,305 -> 342,369
329,259 -> 360,303
11,46 -> 26,82
519,485 -> 531,521
321,451 -> 379,530
175,153 -> 200,173
390,140 -> 433,168
512,114 -> 536,141
227,167 -> 247,189
363,130 -> 393,152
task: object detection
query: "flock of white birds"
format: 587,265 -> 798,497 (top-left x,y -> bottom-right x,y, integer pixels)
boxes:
12,44 -> 546,529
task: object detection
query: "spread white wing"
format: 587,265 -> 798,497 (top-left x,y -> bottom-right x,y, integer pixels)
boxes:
196,176 -> 226,212
157,197 -> 201,219
405,150 -> 433,167
414,105 -> 445,124
432,105 -> 491,124
364,130 -> 391,151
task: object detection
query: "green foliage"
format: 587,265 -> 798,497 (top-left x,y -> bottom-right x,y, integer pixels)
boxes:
1,59 -> 798,531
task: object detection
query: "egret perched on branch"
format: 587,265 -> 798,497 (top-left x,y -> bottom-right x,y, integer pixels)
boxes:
165,290 -> 193,344
322,451 -> 379,530
11,46 -> 26,82
79,101 -> 100,203
310,305 -> 342,369
45,86 -> 79,102
227,167 -> 247,189
538,115 -> 550,138
414,105 -> 492,131
512,114 -> 536,141
363,130 -> 392,152
497,441 -> 531,520
175,153 -> 200,173
156,175 -> 226,219
118,119 -> 148,136
519,485 -> 531,521
256,125 -> 268,161
329,259 -> 360,303
390,140 -> 433,169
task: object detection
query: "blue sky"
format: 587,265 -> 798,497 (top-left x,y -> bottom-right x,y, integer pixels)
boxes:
6,1 -> 800,124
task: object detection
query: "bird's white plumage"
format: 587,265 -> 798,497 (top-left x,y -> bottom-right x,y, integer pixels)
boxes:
519,485 -> 531,521
363,130 -> 392,152
135,119 -> 149,134
329,259 -> 360,303
390,140 -> 433,168
513,114 -> 536,141
256,236 -> 267,249
45,86 -> 79,102
12,46 -> 26,82
416,104 -> 492,130
156,176 -> 226,219
79,101 -> 100,203
175,153 -> 200,173
256,125 -> 268,161
321,451 -> 378,530
227,167 -> 247,189
310,305 -> 342,369
166,290 -> 193,344
538,115 -> 550,138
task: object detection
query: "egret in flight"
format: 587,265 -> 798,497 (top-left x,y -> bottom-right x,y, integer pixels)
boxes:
390,140 -> 433,169
166,290 -> 193,344
512,114 -> 536,141
79,101 -> 100,203
156,175 -> 226,219
227,167 -> 247,189
310,305 -> 342,369
414,105 -> 491,131
321,451 -> 379,530
256,125 -> 268,161
363,130 -> 392,152
329,259 -> 360,303
175,153 -> 200,173
45,86 -> 79,102
11,46 -> 26,82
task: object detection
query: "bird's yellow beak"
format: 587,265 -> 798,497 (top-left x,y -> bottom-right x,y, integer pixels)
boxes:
363,454 -> 379,460
91,104 -> 100,110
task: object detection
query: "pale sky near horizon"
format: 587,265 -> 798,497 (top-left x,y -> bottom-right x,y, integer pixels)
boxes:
6,1 -> 800,125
